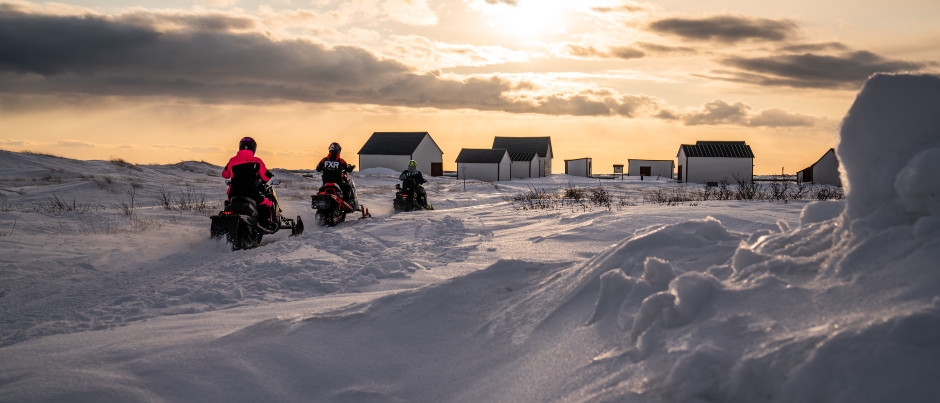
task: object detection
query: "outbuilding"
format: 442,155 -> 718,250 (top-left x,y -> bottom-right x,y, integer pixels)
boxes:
455,149 -> 511,182
565,158 -> 592,177
628,159 -> 675,179
797,148 -> 842,186
509,151 -> 539,179
357,132 -> 444,176
677,141 -> 754,184
492,137 -> 553,177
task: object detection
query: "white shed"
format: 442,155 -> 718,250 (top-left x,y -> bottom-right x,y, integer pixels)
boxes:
456,149 -> 511,182
492,137 -> 553,177
565,158 -> 592,177
357,132 -> 444,176
797,148 -> 842,186
677,141 -> 754,184
509,151 -> 538,179
628,159 -> 675,179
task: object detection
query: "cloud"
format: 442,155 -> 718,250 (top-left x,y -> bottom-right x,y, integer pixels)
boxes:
378,0 -> 438,26
778,42 -> 849,53
561,41 -> 697,60
681,100 -> 816,127
591,4 -> 650,14
650,15 -> 797,43
564,44 -> 645,60
389,35 -> 530,68
718,51 -> 926,89
635,42 -> 697,55
0,139 -> 27,147
682,100 -> 751,125
195,0 -> 240,6
0,7 -> 669,118
747,108 -> 818,127
56,140 -> 96,148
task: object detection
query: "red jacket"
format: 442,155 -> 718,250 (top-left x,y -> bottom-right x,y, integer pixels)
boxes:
222,150 -> 272,182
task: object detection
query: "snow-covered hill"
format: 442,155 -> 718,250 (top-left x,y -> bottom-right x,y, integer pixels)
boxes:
1,74 -> 938,402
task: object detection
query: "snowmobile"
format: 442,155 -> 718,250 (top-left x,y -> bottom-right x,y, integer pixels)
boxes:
210,179 -> 303,250
311,172 -> 370,226
393,177 -> 432,212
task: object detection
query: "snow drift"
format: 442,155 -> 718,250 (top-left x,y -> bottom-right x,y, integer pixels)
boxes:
1,73 -> 939,402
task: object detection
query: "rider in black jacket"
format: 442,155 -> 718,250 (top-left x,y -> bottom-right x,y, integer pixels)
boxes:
399,160 -> 428,208
316,142 -> 358,209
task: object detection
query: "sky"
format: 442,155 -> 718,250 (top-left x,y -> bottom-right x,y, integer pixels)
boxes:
1,0 -> 938,173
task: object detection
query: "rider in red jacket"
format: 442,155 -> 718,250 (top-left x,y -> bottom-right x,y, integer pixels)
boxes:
222,137 -> 275,225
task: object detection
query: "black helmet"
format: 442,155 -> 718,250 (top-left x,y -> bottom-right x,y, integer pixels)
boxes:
239,137 -> 257,153
328,142 -> 341,159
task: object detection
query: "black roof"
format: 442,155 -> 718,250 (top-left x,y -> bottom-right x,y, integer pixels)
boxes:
492,137 -> 552,157
508,151 -> 537,162
456,148 -> 509,163
358,132 -> 434,155
679,141 -> 754,158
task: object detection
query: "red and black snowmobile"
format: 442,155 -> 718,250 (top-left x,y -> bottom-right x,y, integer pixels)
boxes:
311,173 -> 370,226
211,179 -> 303,250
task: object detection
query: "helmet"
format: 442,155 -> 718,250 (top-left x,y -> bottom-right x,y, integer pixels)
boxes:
328,142 -> 341,159
239,137 -> 257,153
408,160 -> 417,171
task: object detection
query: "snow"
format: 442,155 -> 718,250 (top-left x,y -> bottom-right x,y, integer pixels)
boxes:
1,73 -> 939,402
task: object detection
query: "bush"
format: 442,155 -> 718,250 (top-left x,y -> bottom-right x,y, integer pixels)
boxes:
563,184 -> 586,201
510,187 -> 558,210
814,186 -> 845,200
157,185 -> 216,213
590,187 -> 613,209
733,174 -> 760,200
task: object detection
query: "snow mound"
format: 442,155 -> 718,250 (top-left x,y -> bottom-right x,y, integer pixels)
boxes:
839,73 -> 940,233
2,74 -> 940,403
356,167 -> 401,177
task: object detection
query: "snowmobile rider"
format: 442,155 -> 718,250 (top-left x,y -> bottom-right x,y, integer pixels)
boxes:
316,142 -> 359,209
399,160 -> 428,207
222,136 -> 276,227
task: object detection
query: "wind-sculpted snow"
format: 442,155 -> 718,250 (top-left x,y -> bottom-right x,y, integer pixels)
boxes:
2,74 -> 940,402
839,73 -> 940,233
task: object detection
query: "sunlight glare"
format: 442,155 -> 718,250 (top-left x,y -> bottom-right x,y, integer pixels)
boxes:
479,0 -> 570,42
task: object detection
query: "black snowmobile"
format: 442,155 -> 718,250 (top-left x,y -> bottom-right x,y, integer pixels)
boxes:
393,178 -> 432,212
210,173 -> 303,250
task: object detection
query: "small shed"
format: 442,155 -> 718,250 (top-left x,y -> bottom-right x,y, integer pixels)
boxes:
509,151 -> 539,179
565,158 -> 592,177
357,132 -> 444,176
677,141 -> 754,184
628,159 -> 675,179
492,137 -> 553,177
797,148 -> 842,186
456,149 -> 511,182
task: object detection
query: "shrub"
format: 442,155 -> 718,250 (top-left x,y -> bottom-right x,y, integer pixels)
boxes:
563,184 -> 586,201
510,187 -> 557,210
157,185 -> 216,213
110,156 -> 141,171
814,186 -> 845,200
733,174 -> 760,200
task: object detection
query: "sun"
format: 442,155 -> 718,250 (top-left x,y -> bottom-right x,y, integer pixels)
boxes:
477,0 -> 570,42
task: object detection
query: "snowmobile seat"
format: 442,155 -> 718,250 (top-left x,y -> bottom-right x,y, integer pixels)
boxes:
401,178 -> 418,191
229,163 -> 263,199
